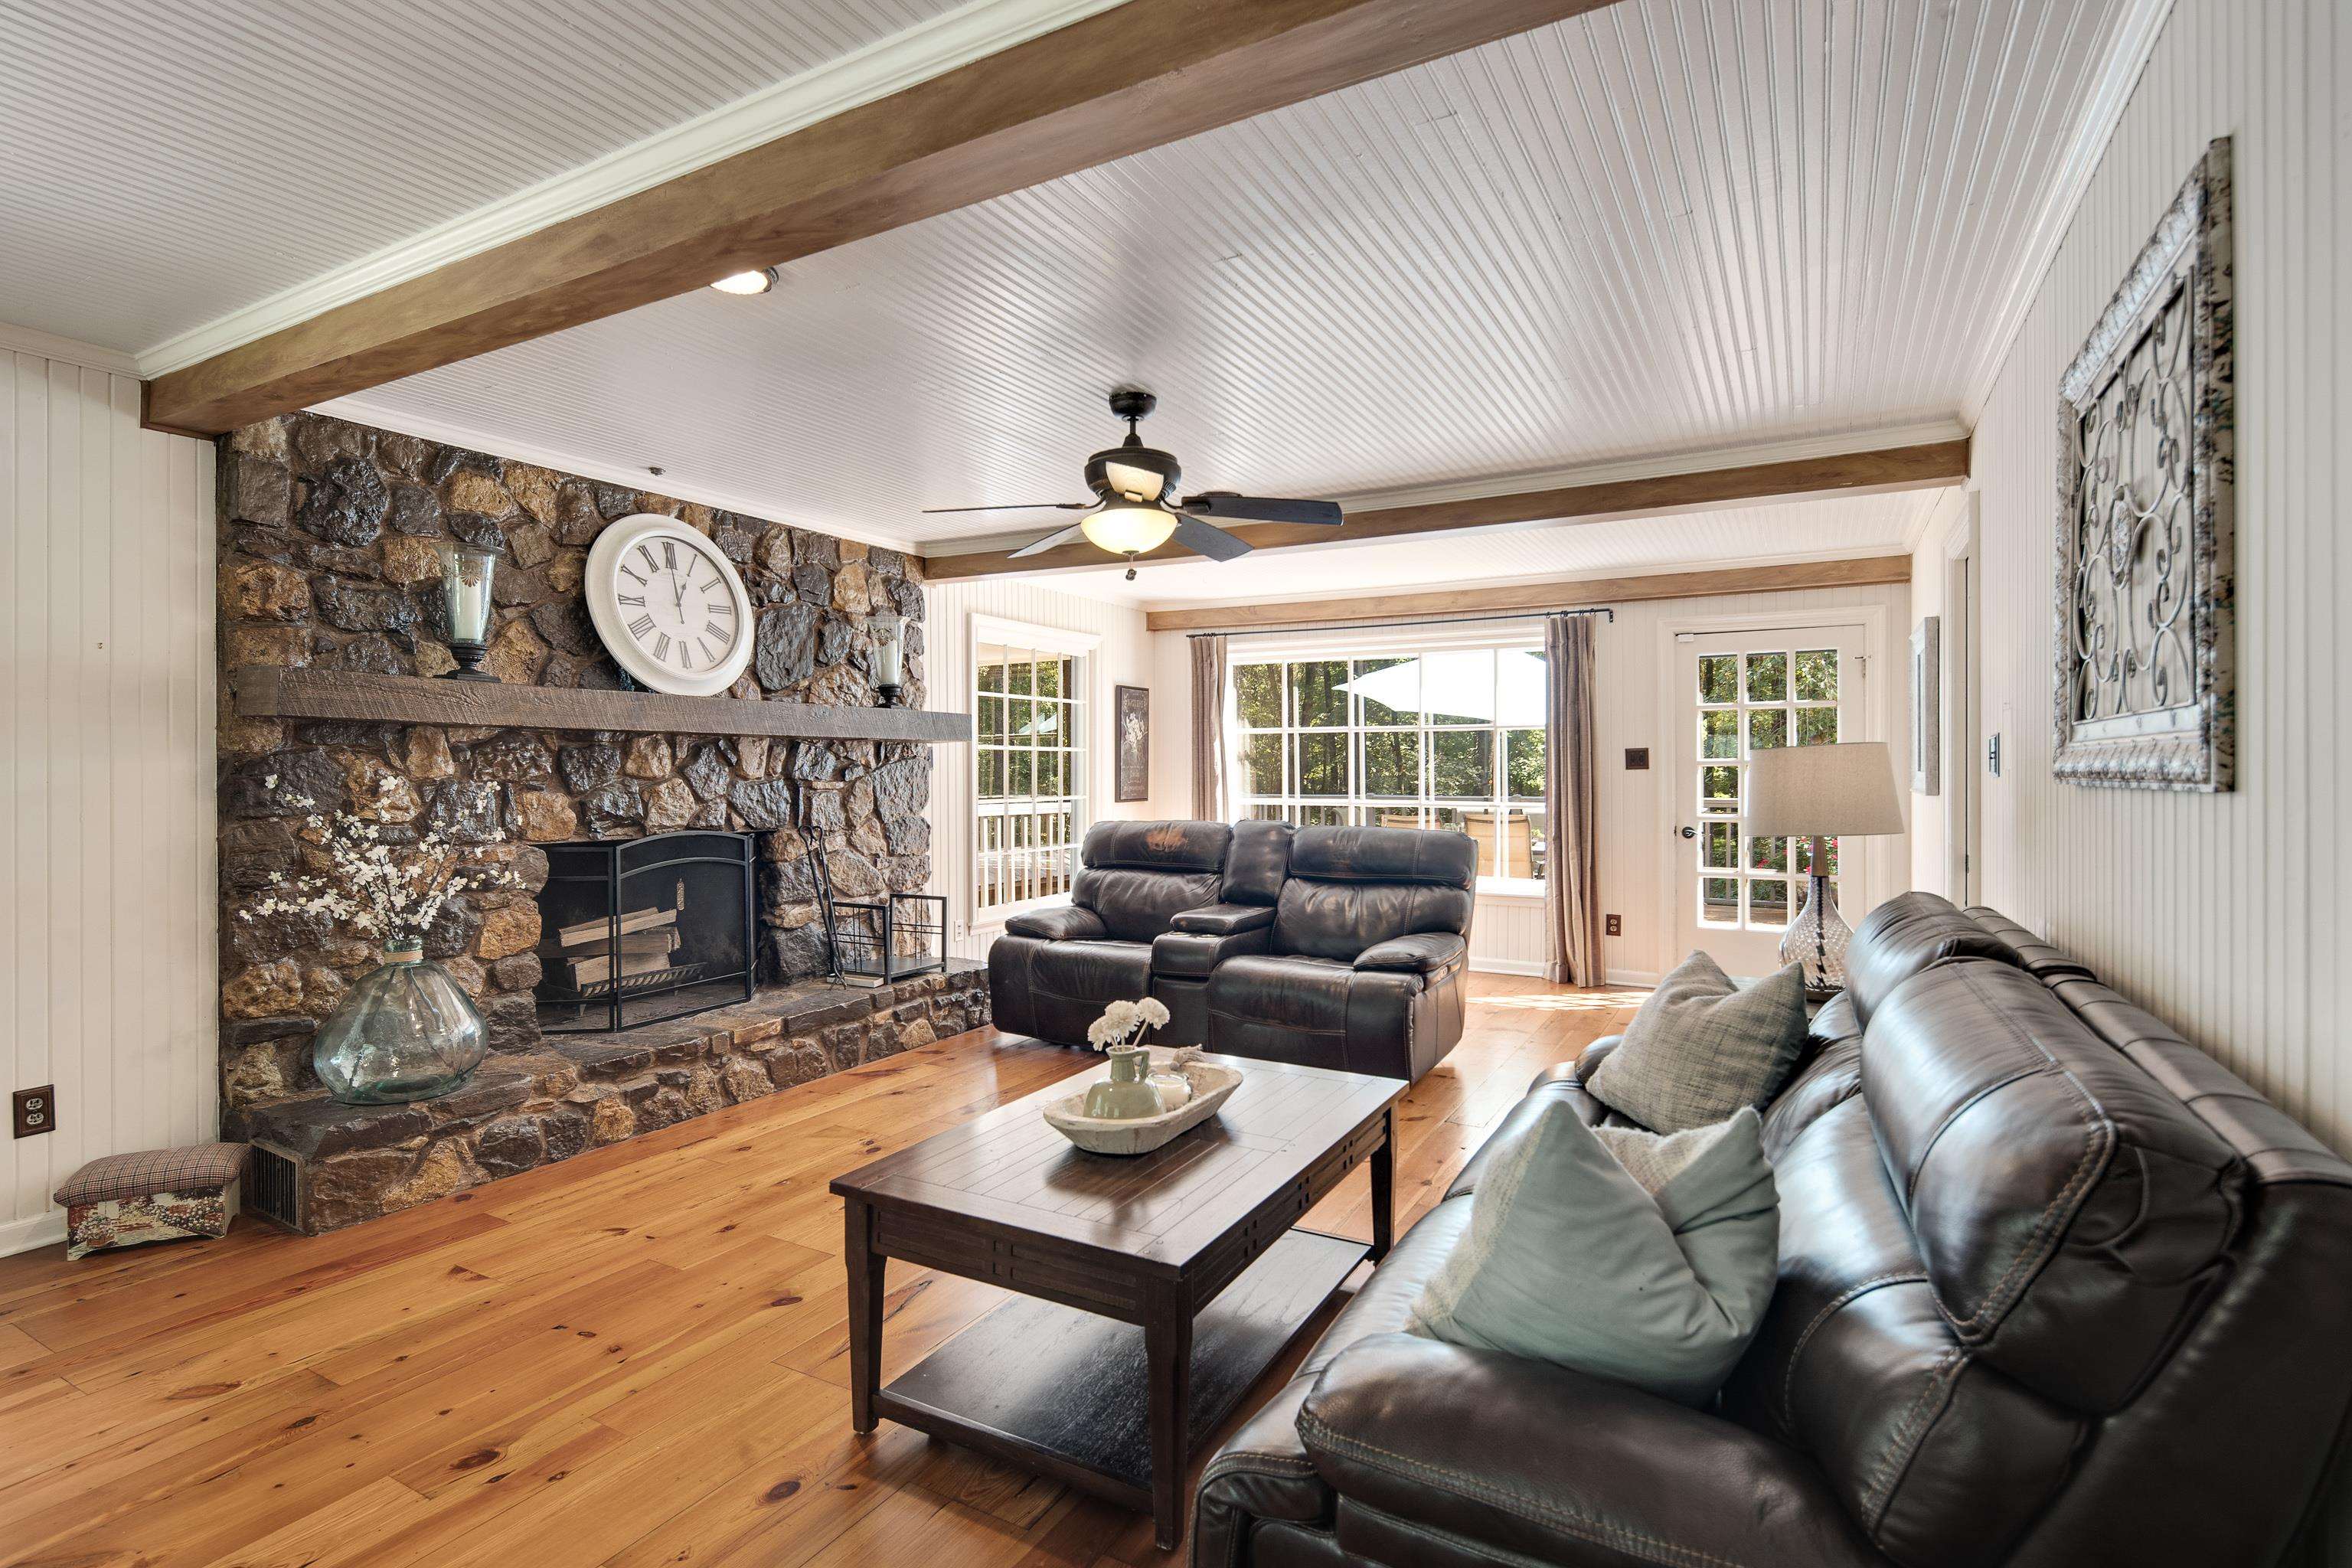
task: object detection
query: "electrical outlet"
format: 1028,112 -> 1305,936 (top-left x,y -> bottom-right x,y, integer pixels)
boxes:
1605,913 -> 1622,936
1623,747 -> 1651,770
12,1086 -> 55,1138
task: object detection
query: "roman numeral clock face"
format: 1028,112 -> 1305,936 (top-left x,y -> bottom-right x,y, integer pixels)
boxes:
583,516 -> 757,697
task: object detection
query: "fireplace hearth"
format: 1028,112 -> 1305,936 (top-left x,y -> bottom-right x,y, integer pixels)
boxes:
534,831 -> 756,1033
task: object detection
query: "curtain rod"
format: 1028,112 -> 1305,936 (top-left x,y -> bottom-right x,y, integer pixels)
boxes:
1184,606 -> 1612,640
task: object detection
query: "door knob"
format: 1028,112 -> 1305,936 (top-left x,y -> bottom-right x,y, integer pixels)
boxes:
1677,825 -> 1697,840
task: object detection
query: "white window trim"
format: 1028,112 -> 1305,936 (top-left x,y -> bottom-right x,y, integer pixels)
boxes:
1230,626 -> 1550,896
969,615 -> 1103,923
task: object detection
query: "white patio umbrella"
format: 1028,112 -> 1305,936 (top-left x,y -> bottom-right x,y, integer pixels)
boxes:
1338,649 -> 1547,724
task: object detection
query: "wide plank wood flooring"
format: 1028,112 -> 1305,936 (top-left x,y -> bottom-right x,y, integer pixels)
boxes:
0,974 -> 1638,1568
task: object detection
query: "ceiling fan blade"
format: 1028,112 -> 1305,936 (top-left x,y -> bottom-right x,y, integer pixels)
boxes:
1171,513 -> 1254,563
1182,493 -> 1344,527
1007,519 -> 1096,558
921,501 -> 1090,514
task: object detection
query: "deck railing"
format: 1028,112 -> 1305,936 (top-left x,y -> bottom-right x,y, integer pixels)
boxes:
975,796 -> 1080,912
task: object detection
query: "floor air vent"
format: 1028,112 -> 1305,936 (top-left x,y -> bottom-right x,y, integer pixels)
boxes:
246,1142 -> 305,1232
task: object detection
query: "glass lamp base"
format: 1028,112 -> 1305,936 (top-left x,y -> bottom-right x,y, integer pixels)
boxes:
1779,872 -> 1852,995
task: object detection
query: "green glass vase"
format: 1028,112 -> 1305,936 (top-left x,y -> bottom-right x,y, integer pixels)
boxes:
1083,1044 -> 1165,1120
312,942 -> 488,1105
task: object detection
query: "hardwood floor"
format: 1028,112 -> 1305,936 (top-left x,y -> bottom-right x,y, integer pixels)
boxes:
0,974 -> 1638,1568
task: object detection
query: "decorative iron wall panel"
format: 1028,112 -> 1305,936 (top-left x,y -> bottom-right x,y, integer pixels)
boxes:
2052,137 -> 2233,791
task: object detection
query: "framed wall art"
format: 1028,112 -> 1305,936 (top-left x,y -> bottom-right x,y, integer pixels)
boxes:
1910,616 -> 1941,796
1113,684 -> 1150,803
2053,136 -> 2234,792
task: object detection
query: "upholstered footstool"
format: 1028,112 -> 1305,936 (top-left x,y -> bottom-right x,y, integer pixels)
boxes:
54,1144 -> 249,1260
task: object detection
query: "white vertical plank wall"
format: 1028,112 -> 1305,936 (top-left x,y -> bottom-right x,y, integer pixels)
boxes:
923,577 -> 1163,962
0,343 -> 217,1256
1947,0 -> 2349,1158
1922,5 -> 2350,1550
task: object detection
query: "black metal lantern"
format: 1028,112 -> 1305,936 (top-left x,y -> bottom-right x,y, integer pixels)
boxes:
436,540 -> 501,681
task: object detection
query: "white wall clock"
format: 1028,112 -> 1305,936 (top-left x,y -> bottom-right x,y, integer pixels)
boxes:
583,514 -> 756,696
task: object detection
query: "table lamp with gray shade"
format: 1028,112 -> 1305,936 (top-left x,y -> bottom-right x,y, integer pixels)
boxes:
1744,741 -> 1906,994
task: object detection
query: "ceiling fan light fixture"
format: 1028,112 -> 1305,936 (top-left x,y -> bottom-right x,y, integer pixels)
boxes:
1081,503 -> 1178,558
709,266 -> 779,296
1102,459 -> 1168,503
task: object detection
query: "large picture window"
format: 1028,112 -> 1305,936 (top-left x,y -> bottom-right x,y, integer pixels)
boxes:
1232,642 -> 1547,887
974,639 -> 1086,914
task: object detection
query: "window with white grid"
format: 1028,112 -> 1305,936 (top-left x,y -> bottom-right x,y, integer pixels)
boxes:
1231,644 -> 1547,889
973,642 -> 1086,916
1694,645 -> 1844,929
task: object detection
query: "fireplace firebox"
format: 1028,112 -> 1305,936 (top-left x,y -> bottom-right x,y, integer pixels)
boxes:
534,831 -> 756,1033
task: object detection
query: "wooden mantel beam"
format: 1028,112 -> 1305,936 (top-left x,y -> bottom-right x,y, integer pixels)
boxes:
919,438 -> 1970,582
1141,554 -> 1916,632
144,0 -> 1617,436
232,668 -> 969,743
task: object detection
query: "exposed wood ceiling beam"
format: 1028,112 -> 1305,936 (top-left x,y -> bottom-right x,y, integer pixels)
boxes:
1142,555 -> 1916,632
920,437 -> 1968,581
142,0 -> 1616,437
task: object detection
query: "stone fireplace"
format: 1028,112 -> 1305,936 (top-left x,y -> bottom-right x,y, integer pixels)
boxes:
215,411 -> 987,1231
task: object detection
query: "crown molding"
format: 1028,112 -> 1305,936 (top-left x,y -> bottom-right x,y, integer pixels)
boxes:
0,320 -> 142,378
312,394 -> 924,556
132,0 -> 1132,379
1960,0 -> 2177,417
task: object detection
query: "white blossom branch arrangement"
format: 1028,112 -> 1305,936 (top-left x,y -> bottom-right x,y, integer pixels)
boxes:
1085,997 -> 1171,1051
236,777 -> 520,949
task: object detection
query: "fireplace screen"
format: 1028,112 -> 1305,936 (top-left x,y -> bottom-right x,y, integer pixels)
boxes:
535,831 -> 756,1033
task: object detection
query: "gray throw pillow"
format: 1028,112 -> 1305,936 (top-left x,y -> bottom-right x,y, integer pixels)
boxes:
1410,1104 -> 1779,1406
1586,951 -> 1808,1132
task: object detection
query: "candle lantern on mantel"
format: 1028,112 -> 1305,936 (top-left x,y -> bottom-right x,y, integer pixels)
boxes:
869,612 -> 906,707
436,540 -> 501,681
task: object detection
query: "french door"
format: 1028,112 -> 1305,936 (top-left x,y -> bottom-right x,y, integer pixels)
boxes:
1670,623 -> 1865,978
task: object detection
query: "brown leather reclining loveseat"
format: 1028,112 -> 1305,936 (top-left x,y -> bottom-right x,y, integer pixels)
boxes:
988,820 -> 1474,1083
1196,892 -> 2352,1567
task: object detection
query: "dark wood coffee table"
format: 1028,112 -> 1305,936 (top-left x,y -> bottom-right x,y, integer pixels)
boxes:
831,1053 -> 1403,1549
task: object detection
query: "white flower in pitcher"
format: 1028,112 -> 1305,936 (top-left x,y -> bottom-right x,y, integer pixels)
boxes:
1086,999 -> 1140,1048
1135,998 -> 1170,1031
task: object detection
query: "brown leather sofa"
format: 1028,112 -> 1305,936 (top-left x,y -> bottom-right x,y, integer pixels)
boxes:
1204,825 -> 1476,1083
1196,891 -> 2352,1568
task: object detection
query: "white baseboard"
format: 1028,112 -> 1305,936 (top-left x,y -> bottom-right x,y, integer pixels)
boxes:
1605,969 -> 1661,988
1469,956 -> 1547,976
0,1209 -> 66,1259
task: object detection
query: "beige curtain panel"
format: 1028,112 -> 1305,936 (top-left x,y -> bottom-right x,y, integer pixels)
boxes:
1544,612 -> 1606,985
1191,633 -> 1230,821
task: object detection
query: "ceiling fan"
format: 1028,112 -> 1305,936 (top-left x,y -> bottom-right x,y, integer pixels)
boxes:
924,389 -> 1344,578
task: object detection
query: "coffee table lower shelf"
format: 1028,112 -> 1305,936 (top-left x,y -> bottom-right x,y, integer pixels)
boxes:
877,1227 -> 1367,1509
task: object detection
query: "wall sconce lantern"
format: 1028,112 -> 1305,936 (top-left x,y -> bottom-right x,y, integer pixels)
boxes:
436,540 -> 502,681
869,612 -> 906,707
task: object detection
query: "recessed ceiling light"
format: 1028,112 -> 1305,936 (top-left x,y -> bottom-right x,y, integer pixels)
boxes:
709,267 -> 779,296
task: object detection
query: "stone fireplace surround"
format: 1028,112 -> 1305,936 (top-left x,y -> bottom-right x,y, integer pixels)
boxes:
217,410 -> 983,1227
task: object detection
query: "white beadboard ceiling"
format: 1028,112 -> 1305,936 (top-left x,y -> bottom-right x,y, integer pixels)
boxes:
1064,488 -> 1949,609
11,0 -> 2157,593
321,0 -> 2145,581
0,0 -> 1013,354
